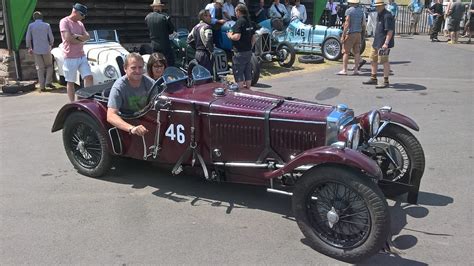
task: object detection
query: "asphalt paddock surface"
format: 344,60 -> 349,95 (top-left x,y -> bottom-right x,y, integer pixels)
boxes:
1,35 -> 473,265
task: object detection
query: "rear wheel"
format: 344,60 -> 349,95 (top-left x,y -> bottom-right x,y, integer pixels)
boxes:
292,166 -> 390,263
250,54 -> 261,86
276,41 -> 296,68
63,112 -> 111,177
53,59 -> 66,85
322,37 -> 342,61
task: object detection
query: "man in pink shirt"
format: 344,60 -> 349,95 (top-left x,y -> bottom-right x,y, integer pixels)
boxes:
59,3 -> 92,102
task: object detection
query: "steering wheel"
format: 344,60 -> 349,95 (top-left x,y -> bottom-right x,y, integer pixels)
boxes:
147,76 -> 165,102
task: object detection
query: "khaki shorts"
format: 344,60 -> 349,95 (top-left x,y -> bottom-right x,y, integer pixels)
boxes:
369,47 -> 390,64
342,33 -> 362,55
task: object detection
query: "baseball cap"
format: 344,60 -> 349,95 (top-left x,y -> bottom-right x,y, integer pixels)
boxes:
73,3 -> 88,17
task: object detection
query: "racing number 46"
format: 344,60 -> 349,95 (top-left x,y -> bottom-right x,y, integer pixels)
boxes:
295,29 -> 305,37
165,124 -> 185,144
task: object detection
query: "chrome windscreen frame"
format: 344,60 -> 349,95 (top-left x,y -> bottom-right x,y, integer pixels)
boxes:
325,104 -> 355,146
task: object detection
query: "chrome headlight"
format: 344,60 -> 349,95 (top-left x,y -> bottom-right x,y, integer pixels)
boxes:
346,124 -> 361,150
104,65 -> 118,78
368,110 -> 381,137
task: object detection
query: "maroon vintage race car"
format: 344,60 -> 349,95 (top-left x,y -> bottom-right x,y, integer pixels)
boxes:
52,66 -> 425,263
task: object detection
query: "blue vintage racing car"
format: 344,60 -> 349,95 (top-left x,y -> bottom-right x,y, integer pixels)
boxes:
259,18 -> 366,61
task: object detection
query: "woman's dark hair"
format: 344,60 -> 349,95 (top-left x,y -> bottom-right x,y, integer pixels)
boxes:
147,52 -> 168,79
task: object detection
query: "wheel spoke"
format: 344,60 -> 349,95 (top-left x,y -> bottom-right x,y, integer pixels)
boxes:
305,180 -> 371,249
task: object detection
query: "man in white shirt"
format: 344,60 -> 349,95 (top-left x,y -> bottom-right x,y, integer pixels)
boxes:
223,0 -> 236,20
291,0 -> 307,22
269,0 -> 290,23
205,0 -> 227,26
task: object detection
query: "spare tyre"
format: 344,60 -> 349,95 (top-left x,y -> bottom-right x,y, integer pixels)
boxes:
298,55 -> 325,64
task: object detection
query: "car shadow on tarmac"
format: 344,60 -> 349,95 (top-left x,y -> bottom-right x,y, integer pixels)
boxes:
356,191 -> 453,265
96,158 -> 453,264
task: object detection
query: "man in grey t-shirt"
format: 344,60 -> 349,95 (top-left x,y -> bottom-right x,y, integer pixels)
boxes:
337,0 -> 365,75
107,53 -> 154,136
447,0 -> 466,44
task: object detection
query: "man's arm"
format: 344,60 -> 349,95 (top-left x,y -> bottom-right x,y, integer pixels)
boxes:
107,108 -> 148,136
382,30 -> 394,49
25,25 -> 33,53
200,27 -> 214,53
48,25 -> 54,47
227,31 -> 241,41
60,30 -> 82,44
302,6 -> 307,23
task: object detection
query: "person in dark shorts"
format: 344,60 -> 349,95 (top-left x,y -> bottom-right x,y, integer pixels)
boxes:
462,1 -> 473,43
428,0 -> 444,41
145,0 -> 176,66
362,0 -> 395,89
189,9 -> 214,73
446,0 -> 465,44
227,4 -> 256,89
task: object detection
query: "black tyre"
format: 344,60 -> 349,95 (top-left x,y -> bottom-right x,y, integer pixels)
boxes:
298,55 -> 325,64
322,37 -> 342,61
276,41 -> 296,68
53,59 -> 66,85
292,166 -> 390,263
250,54 -> 261,86
370,124 -> 425,203
63,112 -> 111,177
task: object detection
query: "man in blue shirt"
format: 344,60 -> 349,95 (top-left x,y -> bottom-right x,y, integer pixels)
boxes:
408,0 -> 424,35
25,11 -> 54,92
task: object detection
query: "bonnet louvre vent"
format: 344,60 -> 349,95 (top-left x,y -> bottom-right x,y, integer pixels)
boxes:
274,102 -> 327,114
215,123 -> 263,147
221,95 -> 275,111
271,128 -> 319,152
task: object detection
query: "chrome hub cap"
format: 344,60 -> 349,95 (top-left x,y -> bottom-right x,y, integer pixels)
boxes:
327,206 -> 339,228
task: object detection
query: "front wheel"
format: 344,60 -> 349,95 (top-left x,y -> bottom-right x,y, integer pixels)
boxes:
63,112 -> 111,177
322,37 -> 342,61
367,124 -> 425,203
276,41 -> 296,68
292,166 -> 390,263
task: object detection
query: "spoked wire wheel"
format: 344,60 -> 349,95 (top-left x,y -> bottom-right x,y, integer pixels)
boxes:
70,122 -> 103,169
292,166 -> 390,263
367,124 -> 425,203
322,37 -> 342,61
63,112 -> 111,177
306,181 -> 371,249
373,136 -> 409,182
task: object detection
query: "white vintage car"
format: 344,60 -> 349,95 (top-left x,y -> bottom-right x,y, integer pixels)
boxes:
51,30 -> 129,86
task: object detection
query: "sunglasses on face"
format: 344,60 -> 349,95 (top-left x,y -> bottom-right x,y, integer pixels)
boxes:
153,64 -> 165,68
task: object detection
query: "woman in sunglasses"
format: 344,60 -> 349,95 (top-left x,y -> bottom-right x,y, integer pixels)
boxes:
146,52 -> 168,80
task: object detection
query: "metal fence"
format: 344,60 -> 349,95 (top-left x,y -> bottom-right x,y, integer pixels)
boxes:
320,5 -> 432,35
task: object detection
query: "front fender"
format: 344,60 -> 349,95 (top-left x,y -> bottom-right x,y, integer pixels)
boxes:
380,111 -> 419,131
355,110 -> 419,132
51,100 -> 108,133
264,146 -> 382,180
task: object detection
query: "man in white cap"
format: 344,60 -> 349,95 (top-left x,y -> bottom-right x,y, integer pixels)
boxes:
363,0 -> 394,89
337,0 -> 365,75
145,0 -> 176,66
59,3 -> 92,102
